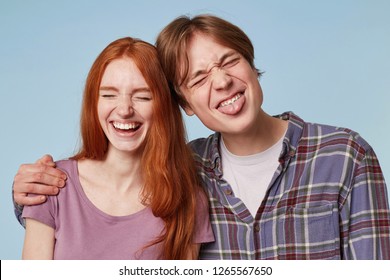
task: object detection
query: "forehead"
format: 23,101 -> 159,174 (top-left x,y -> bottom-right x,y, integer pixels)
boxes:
101,57 -> 147,86
177,32 -> 237,85
186,33 -> 233,66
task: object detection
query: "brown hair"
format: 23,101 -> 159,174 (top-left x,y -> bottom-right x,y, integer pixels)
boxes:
156,14 -> 261,109
72,37 -> 199,259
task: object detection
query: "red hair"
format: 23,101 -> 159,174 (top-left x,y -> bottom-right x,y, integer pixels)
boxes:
73,37 -> 200,259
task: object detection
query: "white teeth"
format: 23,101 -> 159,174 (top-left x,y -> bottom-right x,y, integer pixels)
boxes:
220,93 -> 242,107
113,122 -> 138,130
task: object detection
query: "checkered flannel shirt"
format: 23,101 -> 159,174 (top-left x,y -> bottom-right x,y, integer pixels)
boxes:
190,112 -> 390,259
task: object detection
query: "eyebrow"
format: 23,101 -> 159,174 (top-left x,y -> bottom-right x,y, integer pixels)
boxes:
187,51 -> 238,83
99,86 -> 118,92
99,86 -> 151,93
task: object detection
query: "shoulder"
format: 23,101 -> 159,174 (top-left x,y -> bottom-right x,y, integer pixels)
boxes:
297,119 -> 376,168
283,112 -> 375,165
55,158 -> 76,170
304,121 -> 372,152
285,112 -> 372,153
188,133 -> 219,158
51,159 -> 79,199
55,159 -> 77,178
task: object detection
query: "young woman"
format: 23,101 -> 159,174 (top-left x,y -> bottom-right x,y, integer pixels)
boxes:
21,37 -> 214,260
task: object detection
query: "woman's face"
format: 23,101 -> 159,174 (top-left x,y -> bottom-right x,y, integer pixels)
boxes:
97,57 -> 153,156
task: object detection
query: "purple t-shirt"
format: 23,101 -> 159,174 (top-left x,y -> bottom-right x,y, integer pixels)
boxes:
22,159 -> 214,259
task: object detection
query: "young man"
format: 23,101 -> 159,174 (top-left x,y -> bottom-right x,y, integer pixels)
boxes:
13,14 -> 390,259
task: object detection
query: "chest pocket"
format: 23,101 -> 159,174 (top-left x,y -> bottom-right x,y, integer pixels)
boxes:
262,203 -> 340,259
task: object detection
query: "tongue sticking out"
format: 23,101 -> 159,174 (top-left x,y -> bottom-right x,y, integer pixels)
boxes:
217,94 -> 245,115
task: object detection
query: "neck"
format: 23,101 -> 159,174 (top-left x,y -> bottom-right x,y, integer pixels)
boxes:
105,148 -> 141,171
222,111 -> 288,156
95,148 -> 143,192
77,149 -> 146,216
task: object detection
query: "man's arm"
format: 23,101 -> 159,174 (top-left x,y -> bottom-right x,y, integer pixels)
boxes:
13,155 -> 67,226
341,148 -> 390,259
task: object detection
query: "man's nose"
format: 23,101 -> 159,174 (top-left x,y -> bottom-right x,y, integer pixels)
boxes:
211,69 -> 233,91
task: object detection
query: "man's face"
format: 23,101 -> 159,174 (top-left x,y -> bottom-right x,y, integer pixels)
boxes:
179,32 -> 263,136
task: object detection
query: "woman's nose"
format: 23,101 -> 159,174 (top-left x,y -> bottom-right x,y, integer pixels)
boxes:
117,96 -> 134,116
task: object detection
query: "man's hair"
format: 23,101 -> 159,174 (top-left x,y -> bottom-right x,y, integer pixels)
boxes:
156,14 -> 261,109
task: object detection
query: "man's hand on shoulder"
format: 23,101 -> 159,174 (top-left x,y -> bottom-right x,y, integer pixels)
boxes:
13,155 -> 67,206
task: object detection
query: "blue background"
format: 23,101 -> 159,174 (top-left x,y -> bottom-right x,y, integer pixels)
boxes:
1,0 -> 389,259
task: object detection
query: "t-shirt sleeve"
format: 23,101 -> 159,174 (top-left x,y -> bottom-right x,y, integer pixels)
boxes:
193,190 -> 215,244
22,194 -> 56,229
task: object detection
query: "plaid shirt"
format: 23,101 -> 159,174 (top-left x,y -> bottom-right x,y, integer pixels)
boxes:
191,112 -> 390,259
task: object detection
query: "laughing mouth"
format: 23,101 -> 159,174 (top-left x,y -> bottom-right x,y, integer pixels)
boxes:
218,93 -> 243,108
112,121 -> 141,131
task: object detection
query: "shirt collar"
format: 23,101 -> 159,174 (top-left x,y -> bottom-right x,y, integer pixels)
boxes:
275,111 -> 304,164
206,111 -> 305,175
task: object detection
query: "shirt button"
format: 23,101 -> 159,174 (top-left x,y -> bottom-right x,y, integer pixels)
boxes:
254,225 -> 260,232
224,189 -> 233,195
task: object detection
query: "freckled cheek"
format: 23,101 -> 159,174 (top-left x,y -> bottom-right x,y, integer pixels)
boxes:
97,103 -> 115,130
139,104 -> 154,121
97,104 -> 110,119
145,111 -> 154,122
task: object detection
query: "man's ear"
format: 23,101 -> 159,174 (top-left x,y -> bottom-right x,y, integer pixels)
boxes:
183,104 -> 195,116
175,86 -> 195,116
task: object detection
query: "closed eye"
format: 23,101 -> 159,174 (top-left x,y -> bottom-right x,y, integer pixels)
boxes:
223,57 -> 240,68
133,92 -> 152,101
190,76 -> 208,88
134,96 -> 152,101
99,87 -> 118,98
101,94 -> 116,98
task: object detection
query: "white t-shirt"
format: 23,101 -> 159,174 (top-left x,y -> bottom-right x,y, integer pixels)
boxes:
220,136 -> 284,217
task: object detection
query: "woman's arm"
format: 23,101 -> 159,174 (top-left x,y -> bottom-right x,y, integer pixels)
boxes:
22,218 -> 55,259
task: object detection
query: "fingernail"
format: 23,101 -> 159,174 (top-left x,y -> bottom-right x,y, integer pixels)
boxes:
58,179 -> 65,187
40,196 -> 46,202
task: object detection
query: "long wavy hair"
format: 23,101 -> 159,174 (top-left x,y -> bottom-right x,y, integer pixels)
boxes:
72,37 -> 199,259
